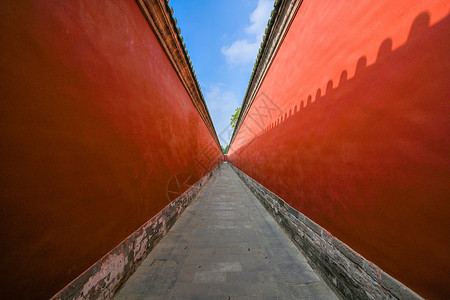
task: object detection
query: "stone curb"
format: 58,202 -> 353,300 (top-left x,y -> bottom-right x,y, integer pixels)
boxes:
51,165 -> 220,300
229,163 -> 422,300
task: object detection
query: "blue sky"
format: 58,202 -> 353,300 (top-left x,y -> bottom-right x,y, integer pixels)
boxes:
170,0 -> 273,148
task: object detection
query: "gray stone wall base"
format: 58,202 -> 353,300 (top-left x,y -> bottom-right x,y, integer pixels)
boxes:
229,163 -> 422,300
51,165 -> 220,300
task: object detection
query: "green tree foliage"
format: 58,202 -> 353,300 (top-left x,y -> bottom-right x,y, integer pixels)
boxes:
221,145 -> 230,154
230,107 -> 241,128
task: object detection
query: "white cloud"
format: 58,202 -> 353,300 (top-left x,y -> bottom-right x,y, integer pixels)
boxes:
204,83 -> 239,146
221,0 -> 272,66
221,39 -> 259,65
245,0 -> 273,37
205,83 -> 238,113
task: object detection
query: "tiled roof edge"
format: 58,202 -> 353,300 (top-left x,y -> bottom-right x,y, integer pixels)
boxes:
136,0 -> 221,149
229,0 -> 303,147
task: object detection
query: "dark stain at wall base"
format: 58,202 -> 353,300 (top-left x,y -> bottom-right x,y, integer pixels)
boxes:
229,163 -> 422,300
229,10 -> 450,298
51,166 -> 220,300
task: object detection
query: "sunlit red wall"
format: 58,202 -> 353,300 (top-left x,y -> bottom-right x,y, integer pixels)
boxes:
0,1 -> 222,298
229,1 -> 450,298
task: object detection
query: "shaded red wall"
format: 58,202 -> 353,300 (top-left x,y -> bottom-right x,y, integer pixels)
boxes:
229,1 -> 450,298
0,1 -> 222,298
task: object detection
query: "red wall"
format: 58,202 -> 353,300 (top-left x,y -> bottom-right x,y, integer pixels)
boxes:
229,1 -> 450,299
0,1 -> 222,298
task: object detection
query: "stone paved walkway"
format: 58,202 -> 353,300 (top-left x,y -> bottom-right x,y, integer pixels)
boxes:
114,163 -> 338,299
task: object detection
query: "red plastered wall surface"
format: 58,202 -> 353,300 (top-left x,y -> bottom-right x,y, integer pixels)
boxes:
0,0 -> 222,298
229,1 -> 450,298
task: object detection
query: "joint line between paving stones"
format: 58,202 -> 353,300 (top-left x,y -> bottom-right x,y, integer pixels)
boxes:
229,164 -> 311,299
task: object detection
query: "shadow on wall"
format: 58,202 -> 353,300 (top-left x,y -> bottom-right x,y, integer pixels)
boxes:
262,12 -> 437,134
229,12 -> 450,299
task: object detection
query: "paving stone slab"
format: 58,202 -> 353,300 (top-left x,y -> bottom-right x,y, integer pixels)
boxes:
114,164 -> 337,300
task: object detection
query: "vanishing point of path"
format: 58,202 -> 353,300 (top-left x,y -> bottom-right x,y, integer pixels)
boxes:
114,163 -> 338,299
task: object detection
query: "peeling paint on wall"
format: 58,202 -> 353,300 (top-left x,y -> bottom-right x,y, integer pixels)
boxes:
51,165 -> 219,300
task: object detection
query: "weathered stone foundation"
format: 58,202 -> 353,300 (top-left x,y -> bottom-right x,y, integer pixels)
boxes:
229,163 -> 422,300
51,166 -> 220,300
